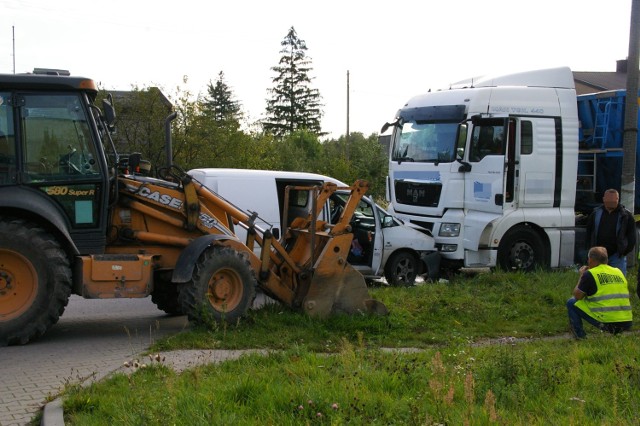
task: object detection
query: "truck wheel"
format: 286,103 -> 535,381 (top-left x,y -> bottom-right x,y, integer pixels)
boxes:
497,226 -> 548,272
151,272 -> 182,315
384,251 -> 419,286
0,219 -> 72,345
179,245 -> 257,324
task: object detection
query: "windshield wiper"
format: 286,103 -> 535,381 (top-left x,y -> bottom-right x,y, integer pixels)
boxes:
396,156 -> 415,165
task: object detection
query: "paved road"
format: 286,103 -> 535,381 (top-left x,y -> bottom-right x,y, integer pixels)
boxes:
0,296 -> 189,426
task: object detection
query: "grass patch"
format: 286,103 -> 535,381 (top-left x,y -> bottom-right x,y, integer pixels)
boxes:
153,269 -> 637,351
64,334 -> 640,425
62,268 -> 640,424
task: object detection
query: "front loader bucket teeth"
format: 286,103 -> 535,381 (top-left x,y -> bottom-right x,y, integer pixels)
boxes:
302,264 -> 388,317
301,235 -> 388,318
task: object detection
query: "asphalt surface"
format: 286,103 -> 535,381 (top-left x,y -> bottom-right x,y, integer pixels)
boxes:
0,296 -> 190,426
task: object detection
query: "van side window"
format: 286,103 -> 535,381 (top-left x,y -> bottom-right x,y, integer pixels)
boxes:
521,121 -> 533,154
288,189 -> 309,207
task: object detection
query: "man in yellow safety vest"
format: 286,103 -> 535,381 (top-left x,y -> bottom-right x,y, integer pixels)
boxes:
567,246 -> 632,339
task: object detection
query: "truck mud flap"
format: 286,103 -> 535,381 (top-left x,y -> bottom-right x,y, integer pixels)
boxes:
421,251 -> 441,280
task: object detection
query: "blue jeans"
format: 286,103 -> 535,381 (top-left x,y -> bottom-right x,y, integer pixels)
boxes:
566,297 -> 631,338
566,297 -> 603,338
608,253 -> 627,275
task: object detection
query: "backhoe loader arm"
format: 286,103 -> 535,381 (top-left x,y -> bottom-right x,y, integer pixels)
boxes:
113,172 -> 387,320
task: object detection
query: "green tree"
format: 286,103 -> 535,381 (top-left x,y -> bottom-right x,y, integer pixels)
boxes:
202,71 -> 241,123
277,129 -> 322,172
104,85 -> 173,169
318,132 -> 387,199
264,26 -> 323,138
171,79 -> 212,170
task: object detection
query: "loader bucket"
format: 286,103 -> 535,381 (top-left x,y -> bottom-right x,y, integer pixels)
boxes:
301,234 -> 388,318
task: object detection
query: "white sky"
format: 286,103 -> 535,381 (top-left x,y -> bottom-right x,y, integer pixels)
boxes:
1,0 -> 634,139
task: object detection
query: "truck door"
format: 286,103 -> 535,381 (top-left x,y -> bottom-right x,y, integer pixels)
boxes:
330,192 -> 383,276
465,117 -> 509,214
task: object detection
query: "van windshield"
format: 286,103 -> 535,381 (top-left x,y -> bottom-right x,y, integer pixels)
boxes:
392,121 -> 458,163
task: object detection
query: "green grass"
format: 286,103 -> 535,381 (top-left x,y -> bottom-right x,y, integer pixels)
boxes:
152,269 -> 634,351
62,269 -> 640,425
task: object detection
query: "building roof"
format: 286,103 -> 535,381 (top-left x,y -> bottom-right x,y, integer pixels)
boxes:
110,87 -> 173,110
573,60 -> 638,95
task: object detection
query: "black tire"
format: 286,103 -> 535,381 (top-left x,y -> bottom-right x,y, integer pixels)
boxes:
384,251 -> 419,286
0,218 -> 72,346
179,245 -> 257,324
151,272 -> 183,315
497,226 -> 548,272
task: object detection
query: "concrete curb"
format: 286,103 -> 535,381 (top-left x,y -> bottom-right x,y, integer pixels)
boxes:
41,398 -> 64,426
39,357 -> 134,426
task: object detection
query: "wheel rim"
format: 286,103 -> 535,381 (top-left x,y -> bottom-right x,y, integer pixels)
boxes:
207,267 -> 243,312
396,257 -> 415,282
509,241 -> 534,270
0,249 -> 39,321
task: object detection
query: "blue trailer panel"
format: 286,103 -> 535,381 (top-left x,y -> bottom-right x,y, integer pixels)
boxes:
577,90 -> 640,213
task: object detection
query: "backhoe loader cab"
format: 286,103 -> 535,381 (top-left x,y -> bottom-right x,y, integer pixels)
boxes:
0,71 -> 387,346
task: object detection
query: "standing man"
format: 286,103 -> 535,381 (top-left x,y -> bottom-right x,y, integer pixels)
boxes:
567,246 -> 632,338
586,189 -> 636,274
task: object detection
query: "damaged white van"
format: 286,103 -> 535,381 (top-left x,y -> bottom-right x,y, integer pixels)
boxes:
188,168 -> 440,285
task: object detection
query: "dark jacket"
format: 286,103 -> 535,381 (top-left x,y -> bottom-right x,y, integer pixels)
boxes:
586,204 -> 636,257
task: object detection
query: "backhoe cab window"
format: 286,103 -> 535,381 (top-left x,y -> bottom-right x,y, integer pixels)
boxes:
21,94 -> 100,182
392,121 -> 458,163
0,93 -> 16,185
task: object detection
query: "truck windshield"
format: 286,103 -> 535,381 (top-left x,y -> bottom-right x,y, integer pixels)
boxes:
391,121 -> 458,163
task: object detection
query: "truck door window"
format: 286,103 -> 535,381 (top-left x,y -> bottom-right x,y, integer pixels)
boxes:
20,94 -> 101,182
0,93 -> 16,185
469,119 -> 506,162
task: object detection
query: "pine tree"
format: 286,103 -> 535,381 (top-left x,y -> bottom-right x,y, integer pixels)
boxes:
203,71 -> 241,122
264,26 -> 323,138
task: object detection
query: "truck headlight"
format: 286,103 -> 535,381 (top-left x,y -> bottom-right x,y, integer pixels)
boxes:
440,244 -> 458,252
439,223 -> 460,237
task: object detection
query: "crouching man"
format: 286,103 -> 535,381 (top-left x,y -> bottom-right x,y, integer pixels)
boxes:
567,246 -> 633,339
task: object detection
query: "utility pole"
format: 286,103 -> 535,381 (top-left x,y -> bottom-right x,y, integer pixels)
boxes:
12,26 -> 16,74
622,0 -> 639,265
346,70 -> 350,160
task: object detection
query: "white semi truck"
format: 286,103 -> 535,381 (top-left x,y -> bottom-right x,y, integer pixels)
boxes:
383,67 -> 590,271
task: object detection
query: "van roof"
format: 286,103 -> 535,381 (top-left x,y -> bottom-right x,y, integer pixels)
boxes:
188,168 -> 347,186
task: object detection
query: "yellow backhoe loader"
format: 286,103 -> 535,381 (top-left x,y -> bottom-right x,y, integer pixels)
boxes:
0,70 -> 387,346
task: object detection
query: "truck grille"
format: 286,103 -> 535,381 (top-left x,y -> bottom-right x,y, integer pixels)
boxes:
394,181 -> 441,207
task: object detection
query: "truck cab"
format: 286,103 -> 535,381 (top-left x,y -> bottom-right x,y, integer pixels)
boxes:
386,67 -> 579,271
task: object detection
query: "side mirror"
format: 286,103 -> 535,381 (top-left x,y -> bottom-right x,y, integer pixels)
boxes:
128,152 -> 142,172
382,214 -> 395,228
458,161 -> 472,172
102,96 -> 116,132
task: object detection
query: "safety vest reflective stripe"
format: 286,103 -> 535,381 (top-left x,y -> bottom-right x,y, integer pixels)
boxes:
590,305 -> 632,312
588,293 -> 630,302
